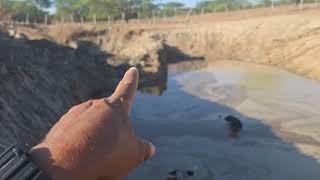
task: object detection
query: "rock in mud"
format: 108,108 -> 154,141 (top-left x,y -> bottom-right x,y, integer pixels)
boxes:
224,115 -> 243,139
166,169 -> 195,180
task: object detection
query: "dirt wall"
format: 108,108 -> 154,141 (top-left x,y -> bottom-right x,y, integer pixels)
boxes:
163,11 -> 320,80
0,33 -> 122,149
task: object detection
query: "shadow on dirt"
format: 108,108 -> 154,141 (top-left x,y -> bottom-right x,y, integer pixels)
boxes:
0,28 -> 171,150
164,44 -> 205,64
69,29 -> 108,41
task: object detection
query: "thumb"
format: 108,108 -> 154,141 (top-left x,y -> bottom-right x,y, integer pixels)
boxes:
110,67 -> 139,114
138,139 -> 156,163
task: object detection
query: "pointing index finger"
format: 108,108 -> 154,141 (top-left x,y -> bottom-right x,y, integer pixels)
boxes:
109,67 -> 139,114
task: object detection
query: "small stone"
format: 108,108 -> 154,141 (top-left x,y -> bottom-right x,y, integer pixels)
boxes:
68,41 -> 78,49
140,60 -> 146,67
15,33 -> 28,40
166,169 -> 195,180
8,29 -> 16,37
225,115 -> 243,131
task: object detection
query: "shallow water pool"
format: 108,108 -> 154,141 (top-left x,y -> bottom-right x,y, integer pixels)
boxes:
128,60 -> 320,180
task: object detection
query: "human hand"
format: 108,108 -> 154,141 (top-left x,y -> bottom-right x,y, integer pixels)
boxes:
29,67 -> 156,180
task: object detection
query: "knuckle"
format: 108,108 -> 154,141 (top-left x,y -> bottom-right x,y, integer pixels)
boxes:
86,99 -> 95,105
94,99 -> 116,112
94,99 -> 108,108
103,97 -> 112,104
105,97 -> 123,108
68,105 -> 79,113
68,99 -> 94,113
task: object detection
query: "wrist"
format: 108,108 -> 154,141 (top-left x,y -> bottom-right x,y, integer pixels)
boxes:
29,143 -> 66,180
29,142 -> 95,180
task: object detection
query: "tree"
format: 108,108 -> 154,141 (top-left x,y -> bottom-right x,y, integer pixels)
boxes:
159,2 -> 185,16
196,0 -> 228,12
55,0 -> 158,21
1,0 -> 49,22
196,0 -> 252,12
138,0 -> 157,18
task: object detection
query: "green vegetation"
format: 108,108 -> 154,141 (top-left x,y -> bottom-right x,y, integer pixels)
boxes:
158,2 -> 185,16
0,0 -> 311,22
54,0 -> 164,21
195,0 -> 252,12
0,0 -> 50,21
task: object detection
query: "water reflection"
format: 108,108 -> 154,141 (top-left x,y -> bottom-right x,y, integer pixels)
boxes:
139,79 -> 167,96
129,60 -> 320,180
138,61 -> 208,96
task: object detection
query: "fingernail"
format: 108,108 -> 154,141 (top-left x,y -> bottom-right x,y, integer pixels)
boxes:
127,67 -> 139,76
148,141 -> 156,157
122,67 -> 139,85
129,66 -> 138,72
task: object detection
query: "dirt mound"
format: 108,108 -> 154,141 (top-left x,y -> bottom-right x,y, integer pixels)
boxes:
8,25 -> 169,86
64,27 -> 168,86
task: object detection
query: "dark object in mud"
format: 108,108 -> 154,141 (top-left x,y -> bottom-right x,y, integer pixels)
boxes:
166,169 -> 195,180
225,115 -> 243,131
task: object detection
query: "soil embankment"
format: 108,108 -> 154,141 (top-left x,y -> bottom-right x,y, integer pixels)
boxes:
161,9 -> 320,80
0,31 -> 122,148
11,7 -> 320,81
5,24 -> 168,86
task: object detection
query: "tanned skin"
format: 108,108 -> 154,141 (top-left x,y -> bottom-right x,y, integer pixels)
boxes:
29,67 -> 156,180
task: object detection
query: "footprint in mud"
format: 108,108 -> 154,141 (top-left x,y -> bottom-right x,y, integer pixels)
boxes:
165,169 -> 195,180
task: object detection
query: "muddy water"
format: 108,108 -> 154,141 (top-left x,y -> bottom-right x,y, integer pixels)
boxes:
128,60 -> 320,180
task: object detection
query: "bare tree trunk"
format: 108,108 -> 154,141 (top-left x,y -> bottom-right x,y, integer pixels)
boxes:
93,14 -> 96,24
121,12 -> 125,23
185,9 -> 193,22
61,16 -> 64,24
81,17 -> 84,24
163,10 -> 167,22
152,10 -> 156,24
300,0 -> 304,10
26,14 -> 29,24
271,0 -> 274,9
70,14 -> 74,23
44,15 -> 48,25
108,16 -> 111,25
201,8 -> 205,15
